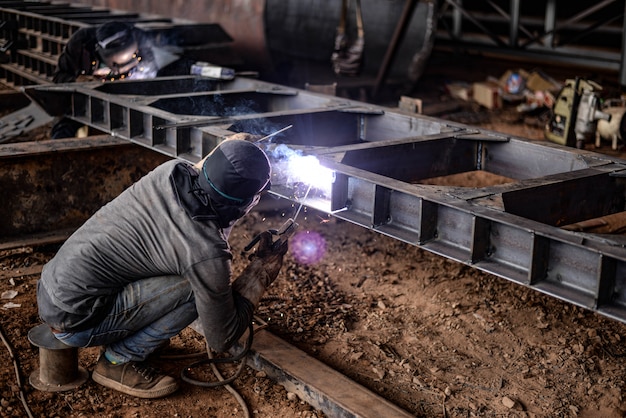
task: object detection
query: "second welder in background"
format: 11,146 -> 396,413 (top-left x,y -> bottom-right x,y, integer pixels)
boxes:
51,21 -> 188,138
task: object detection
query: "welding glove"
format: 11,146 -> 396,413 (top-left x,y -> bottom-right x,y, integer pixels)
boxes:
231,231 -> 288,307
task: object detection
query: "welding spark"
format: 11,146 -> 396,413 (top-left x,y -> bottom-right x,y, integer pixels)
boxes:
270,144 -> 335,197
127,60 -> 158,80
317,215 -> 331,224
291,230 -> 327,265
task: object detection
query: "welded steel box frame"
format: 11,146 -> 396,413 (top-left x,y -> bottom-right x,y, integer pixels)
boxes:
24,75 -> 626,325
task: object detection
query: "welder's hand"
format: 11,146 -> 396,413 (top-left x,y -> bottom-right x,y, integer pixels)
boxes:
250,231 -> 288,287
226,132 -> 263,142
231,233 -> 288,307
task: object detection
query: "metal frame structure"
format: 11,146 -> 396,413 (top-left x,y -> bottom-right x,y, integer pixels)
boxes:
436,0 -> 626,84
24,75 -> 626,325
0,0 -> 233,85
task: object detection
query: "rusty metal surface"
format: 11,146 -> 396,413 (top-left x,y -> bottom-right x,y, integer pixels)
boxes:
0,136 -> 169,240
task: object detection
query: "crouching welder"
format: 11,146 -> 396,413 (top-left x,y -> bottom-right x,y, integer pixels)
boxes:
36,138 -> 288,398
51,21 -> 187,138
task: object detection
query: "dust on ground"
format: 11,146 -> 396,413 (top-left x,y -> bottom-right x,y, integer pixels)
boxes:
5,170 -> 626,418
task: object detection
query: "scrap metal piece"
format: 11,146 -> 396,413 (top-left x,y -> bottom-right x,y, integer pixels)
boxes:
0,101 -> 53,144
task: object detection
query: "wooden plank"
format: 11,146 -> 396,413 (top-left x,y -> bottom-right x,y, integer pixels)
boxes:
248,330 -> 414,418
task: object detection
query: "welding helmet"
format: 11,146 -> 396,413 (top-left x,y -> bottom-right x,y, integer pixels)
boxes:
200,139 -> 271,205
95,22 -> 140,78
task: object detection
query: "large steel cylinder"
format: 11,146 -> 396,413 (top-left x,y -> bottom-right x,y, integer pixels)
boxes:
263,0 -> 437,80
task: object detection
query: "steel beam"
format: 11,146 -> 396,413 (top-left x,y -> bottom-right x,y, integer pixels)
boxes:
23,75 -> 626,325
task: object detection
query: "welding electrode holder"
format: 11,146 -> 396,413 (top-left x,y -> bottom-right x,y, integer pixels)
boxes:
242,218 -> 298,256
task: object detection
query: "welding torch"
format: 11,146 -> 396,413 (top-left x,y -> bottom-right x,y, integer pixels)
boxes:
243,218 -> 298,256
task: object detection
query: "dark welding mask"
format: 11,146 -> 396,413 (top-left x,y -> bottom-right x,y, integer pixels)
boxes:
96,29 -> 141,79
198,139 -> 271,228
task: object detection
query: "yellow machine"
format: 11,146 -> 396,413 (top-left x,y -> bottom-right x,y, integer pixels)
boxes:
545,78 -> 610,149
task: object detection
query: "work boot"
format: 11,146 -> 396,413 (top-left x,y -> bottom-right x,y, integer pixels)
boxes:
91,356 -> 179,398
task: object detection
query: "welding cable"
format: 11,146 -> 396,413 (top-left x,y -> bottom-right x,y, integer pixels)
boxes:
180,323 -> 254,418
0,323 -> 34,418
206,342 -> 250,418
157,350 -> 208,361
180,322 -> 254,388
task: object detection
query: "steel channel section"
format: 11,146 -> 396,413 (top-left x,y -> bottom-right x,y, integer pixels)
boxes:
23,76 -> 626,326
0,136 -> 170,241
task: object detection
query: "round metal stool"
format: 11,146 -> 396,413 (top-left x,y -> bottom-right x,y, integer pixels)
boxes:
28,324 -> 88,392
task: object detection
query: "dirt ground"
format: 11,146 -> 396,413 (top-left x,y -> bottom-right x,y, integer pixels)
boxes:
4,56 -> 626,418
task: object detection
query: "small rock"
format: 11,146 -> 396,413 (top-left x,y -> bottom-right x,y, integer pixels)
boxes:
372,367 -> 385,380
287,392 -> 298,402
502,396 -> 517,409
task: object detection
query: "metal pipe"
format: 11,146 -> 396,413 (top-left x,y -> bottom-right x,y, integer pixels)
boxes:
27,324 -> 88,392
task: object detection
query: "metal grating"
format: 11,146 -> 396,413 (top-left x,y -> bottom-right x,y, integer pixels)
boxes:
0,0 -> 233,85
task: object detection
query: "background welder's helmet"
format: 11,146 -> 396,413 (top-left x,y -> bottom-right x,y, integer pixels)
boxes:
95,22 -> 140,78
199,139 -> 271,226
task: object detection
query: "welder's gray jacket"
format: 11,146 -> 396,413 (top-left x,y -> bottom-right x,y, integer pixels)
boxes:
37,159 -> 253,352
